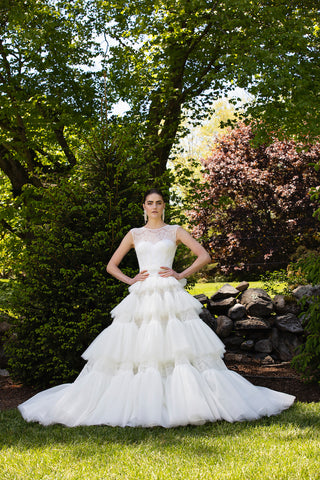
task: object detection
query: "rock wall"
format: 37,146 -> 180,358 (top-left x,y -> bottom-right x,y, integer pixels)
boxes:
196,282 -> 318,364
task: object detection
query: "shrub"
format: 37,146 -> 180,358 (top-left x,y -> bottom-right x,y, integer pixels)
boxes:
189,124 -> 320,278
290,251 -> 320,383
4,141 -> 147,388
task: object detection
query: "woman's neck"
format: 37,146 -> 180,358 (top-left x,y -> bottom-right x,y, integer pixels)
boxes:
144,220 -> 166,229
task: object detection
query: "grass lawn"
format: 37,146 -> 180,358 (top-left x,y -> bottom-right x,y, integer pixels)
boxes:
188,281 -> 266,297
0,403 -> 319,480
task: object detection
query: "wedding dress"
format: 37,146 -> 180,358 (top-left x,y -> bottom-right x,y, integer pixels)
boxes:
18,224 -> 295,427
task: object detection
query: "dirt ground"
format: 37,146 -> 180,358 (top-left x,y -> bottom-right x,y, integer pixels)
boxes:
1,360 -> 319,411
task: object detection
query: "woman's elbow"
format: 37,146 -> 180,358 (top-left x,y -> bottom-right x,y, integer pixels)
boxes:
106,262 -> 113,274
204,252 -> 211,265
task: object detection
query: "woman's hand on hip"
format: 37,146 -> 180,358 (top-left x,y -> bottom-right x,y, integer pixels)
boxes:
159,266 -> 180,280
130,270 -> 149,284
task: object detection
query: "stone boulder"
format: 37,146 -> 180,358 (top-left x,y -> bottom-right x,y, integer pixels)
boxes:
216,315 -> 233,338
227,303 -> 246,320
234,317 -> 271,331
210,284 -> 239,301
223,335 -> 244,349
208,297 -> 237,315
240,288 -> 273,317
194,294 -> 209,306
271,328 -> 302,361
254,338 -> 273,353
240,339 -> 254,351
199,308 -> 217,331
274,313 -> 303,334
273,294 -> 301,316
292,284 -> 320,300
235,281 -> 249,292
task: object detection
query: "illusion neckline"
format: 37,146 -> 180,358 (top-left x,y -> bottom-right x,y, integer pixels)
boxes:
143,224 -> 169,230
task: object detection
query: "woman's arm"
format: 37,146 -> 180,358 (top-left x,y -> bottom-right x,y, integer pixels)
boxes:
106,231 -> 149,285
159,226 -> 211,280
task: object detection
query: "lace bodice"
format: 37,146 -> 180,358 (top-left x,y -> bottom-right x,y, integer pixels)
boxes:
131,225 -> 179,272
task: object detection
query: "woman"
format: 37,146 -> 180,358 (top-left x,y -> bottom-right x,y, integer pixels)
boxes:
18,188 -> 295,427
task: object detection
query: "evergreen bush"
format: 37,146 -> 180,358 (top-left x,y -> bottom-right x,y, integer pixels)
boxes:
291,186 -> 320,383
4,141 -> 147,388
290,251 -> 320,383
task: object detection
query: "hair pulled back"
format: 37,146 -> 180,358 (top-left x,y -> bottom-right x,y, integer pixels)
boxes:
143,188 -> 165,203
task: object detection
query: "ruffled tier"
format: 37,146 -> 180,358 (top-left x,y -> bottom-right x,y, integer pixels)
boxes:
18,356 -> 295,427
18,276 -> 295,427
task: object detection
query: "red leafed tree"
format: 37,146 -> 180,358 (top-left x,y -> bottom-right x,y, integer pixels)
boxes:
189,124 -> 320,277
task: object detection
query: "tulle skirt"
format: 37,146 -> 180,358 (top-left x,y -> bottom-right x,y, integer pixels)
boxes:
18,276 -> 295,427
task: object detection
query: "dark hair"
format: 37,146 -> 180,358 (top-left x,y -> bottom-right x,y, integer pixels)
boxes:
143,188 -> 165,203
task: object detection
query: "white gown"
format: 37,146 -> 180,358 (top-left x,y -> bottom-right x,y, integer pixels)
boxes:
18,224 -> 295,427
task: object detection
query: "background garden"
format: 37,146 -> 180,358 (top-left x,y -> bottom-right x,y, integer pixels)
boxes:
0,1 -> 320,478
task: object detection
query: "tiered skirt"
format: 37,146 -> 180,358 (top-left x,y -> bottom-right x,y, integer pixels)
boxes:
18,276 -> 295,427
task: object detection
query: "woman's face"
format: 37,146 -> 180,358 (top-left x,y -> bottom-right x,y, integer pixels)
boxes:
143,193 -> 165,221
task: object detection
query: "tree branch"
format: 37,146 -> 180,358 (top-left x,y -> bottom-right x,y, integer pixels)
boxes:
0,144 -> 42,196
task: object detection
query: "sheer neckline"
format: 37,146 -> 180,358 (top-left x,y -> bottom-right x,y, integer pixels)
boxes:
143,224 -> 169,230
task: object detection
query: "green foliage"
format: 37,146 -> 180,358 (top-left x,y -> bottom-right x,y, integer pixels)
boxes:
290,184 -> 320,382
100,0 -> 319,177
291,251 -> 320,383
4,138 -> 148,388
260,269 -> 293,297
188,124 -> 320,278
0,0 -> 102,195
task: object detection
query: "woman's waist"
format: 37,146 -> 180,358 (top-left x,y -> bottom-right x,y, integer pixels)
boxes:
139,265 -> 171,276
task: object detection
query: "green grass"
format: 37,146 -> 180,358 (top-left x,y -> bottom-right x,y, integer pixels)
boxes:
188,281 -> 266,297
0,404 -> 319,479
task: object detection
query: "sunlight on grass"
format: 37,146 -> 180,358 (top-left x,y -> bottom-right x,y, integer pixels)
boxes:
0,403 -> 319,479
188,281 -> 266,297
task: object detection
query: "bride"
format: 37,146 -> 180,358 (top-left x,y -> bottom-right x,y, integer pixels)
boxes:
18,188 -> 295,427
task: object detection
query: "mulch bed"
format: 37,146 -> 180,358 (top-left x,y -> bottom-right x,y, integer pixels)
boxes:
1,362 -> 319,411
225,360 -> 320,403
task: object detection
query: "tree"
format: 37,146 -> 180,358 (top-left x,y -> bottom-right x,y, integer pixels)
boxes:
1,1 -> 318,195
188,124 -> 320,277
235,3 -> 320,144
100,0 -> 319,177
4,136 -> 149,388
0,0 -> 101,197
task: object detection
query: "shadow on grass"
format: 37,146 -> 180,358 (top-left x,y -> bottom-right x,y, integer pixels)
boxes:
0,402 -> 319,455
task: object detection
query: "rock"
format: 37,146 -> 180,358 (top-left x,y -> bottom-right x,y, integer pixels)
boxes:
235,281 -> 249,292
292,284 -> 318,300
199,308 -> 217,331
255,338 -> 273,353
194,294 -> 209,305
240,288 -> 274,317
273,294 -> 301,316
223,352 -> 248,363
261,355 -> 275,365
0,368 -> 9,377
273,294 -> 286,312
272,331 -> 302,361
271,327 -> 279,350
223,335 -> 244,348
227,303 -> 246,320
240,339 -> 255,351
216,315 -> 233,338
275,313 -> 304,334
234,317 -> 271,331
210,284 -> 239,301
208,297 -> 237,315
